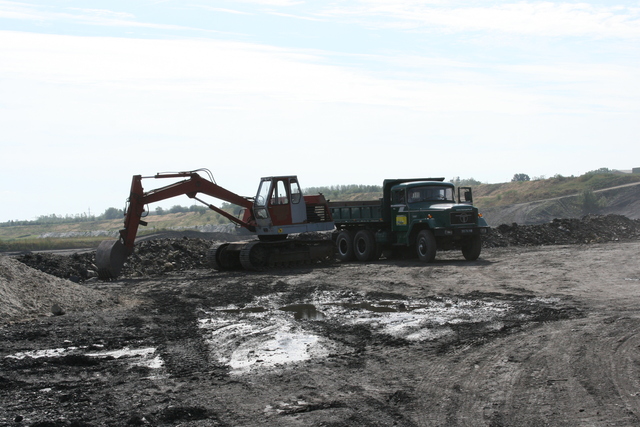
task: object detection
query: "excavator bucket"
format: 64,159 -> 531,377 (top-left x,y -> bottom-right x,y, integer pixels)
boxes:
96,240 -> 128,279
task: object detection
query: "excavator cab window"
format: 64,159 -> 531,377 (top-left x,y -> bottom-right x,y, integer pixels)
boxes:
271,180 -> 289,205
255,180 -> 271,207
290,179 -> 302,204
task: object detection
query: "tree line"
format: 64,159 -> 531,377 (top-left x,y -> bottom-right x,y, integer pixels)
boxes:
0,204 -> 235,227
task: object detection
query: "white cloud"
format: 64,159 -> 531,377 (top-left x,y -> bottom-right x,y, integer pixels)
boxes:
319,1 -> 640,38
0,1 -> 200,31
4,30 -> 622,116
66,7 -> 135,20
228,0 -> 304,6
194,5 -> 253,15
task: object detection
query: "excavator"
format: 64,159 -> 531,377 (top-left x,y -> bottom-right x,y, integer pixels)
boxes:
95,169 -> 335,278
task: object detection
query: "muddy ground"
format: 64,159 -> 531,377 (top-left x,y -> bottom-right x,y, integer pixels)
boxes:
2,217 -> 640,426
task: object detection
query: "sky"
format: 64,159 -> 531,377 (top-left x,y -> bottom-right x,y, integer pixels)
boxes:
1,0 -> 639,222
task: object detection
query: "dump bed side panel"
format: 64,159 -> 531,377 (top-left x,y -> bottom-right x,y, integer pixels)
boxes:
328,201 -> 384,225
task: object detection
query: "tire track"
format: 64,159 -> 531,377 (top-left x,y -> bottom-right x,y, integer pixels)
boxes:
413,318 -> 640,426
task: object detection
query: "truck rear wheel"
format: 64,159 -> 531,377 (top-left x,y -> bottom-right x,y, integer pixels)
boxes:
354,229 -> 378,262
416,230 -> 436,263
462,235 -> 482,261
335,230 -> 355,262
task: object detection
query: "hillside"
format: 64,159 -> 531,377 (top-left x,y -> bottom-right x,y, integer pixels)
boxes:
479,182 -> 640,226
473,175 -> 640,226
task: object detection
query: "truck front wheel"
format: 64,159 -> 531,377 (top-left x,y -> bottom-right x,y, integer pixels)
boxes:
461,235 -> 482,261
416,230 -> 436,263
335,230 -> 355,262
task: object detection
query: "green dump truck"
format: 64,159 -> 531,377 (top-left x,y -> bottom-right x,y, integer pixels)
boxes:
329,178 -> 489,263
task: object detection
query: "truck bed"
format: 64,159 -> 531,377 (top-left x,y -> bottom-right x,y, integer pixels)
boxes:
328,201 -> 383,224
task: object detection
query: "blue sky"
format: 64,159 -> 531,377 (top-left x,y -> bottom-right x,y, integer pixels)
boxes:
1,1 -> 639,221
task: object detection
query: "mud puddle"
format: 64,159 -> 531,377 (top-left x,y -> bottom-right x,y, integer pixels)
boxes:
198,291 -> 562,375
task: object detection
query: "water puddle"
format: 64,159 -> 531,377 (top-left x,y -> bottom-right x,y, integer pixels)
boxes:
5,348 -> 71,360
5,346 -> 163,369
279,304 -> 325,320
199,313 -> 333,376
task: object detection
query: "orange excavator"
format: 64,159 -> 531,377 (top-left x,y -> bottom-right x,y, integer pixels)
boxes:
95,169 -> 335,278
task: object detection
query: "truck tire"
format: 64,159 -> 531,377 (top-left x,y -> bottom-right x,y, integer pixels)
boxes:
416,230 -> 436,263
335,230 -> 355,262
462,235 -> 482,261
354,229 -> 377,262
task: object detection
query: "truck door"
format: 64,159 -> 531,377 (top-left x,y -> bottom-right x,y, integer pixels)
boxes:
390,189 -> 409,236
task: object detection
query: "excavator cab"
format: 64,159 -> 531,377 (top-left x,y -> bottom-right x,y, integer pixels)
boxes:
253,177 -> 308,236
253,176 -> 333,237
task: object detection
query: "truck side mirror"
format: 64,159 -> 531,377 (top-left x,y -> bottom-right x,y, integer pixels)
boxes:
458,187 -> 473,204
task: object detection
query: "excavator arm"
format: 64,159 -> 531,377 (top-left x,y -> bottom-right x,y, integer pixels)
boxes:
96,170 -> 255,278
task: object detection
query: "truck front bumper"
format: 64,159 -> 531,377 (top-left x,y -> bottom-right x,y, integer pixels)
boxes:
432,226 -> 490,237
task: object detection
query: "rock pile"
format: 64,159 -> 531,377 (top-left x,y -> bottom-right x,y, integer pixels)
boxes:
483,214 -> 640,247
118,237 -> 213,277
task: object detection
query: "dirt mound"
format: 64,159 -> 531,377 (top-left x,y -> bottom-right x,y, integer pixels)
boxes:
16,237 -> 219,282
483,214 -> 640,247
15,251 -> 99,283
0,255 -> 117,324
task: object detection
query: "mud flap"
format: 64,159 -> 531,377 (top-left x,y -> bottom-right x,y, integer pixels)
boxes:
96,240 -> 128,279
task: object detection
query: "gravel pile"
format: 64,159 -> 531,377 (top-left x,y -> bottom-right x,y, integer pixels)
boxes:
0,256 -> 116,323
13,214 -> 640,282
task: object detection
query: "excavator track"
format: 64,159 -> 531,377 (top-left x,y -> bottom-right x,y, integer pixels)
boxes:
206,242 -> 243,271
208,239 -> 334,271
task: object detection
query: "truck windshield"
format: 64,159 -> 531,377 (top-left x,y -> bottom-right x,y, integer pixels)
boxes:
407,186 -> 455,203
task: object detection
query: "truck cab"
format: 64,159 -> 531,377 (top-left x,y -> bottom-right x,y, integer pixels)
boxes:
330,177 -> 489,264
388,180 -> 488,247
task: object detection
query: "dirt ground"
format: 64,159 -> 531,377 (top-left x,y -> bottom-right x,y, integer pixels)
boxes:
2,239 -> 640,426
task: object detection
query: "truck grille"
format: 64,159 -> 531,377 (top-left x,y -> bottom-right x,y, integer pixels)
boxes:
450,212 -> 476,225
